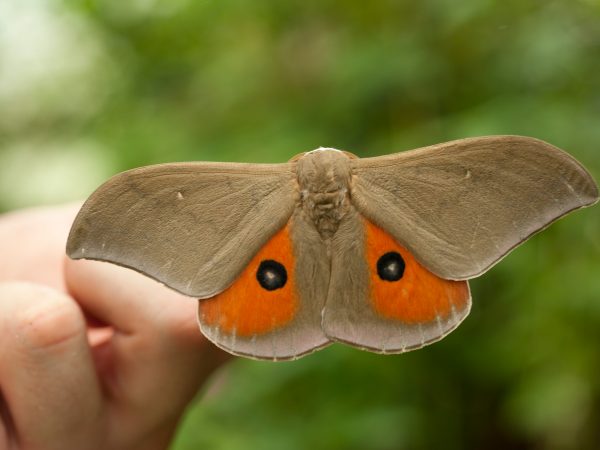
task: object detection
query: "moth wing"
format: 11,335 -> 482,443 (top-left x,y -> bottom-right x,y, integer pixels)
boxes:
351,135 -> 599,280
322,210 -> 470,353
67,162 -> 296,298
198,210 -> 331,360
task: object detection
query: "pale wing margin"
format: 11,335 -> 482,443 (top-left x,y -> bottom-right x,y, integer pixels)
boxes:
351,135 -> 599,280
67,162 -> 296,298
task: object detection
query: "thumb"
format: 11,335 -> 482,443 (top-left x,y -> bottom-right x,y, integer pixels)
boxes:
0,281 -> 104,450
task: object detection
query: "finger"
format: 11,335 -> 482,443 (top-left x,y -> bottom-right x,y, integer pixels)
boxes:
0,204 -> 80,292
0,396 -> 10,449
64,258 -> 230,445
0,282 -> 104,450
64,257 -> 201,341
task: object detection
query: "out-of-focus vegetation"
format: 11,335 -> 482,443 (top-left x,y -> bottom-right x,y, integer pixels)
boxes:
1,0 -> 599,449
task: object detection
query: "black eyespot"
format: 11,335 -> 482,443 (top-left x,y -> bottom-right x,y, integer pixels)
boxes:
256,260 -> 287,291
377,251 -> 405,282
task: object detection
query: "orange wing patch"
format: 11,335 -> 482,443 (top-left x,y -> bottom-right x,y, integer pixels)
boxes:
365,220 -> 469,323
199,223 -> 298,337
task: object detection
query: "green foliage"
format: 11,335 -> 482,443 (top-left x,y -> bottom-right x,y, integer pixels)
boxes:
1,0 -> 598,448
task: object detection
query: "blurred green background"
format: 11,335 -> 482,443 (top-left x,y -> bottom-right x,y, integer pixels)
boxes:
1,0 -> 599,449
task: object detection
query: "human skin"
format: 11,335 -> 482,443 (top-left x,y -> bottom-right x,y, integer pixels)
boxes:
0,204 -> 230,450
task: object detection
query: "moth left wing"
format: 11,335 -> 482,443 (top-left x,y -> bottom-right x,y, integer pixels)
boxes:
350,135 -> 598,281
67,162 -> 296,299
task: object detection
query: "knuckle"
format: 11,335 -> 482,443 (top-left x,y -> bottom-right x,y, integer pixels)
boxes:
4,283 -> 86,350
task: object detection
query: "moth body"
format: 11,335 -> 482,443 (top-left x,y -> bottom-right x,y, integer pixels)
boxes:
296,149 -> 353,239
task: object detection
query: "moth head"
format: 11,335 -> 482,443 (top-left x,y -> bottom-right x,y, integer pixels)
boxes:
295,148 -> 353,193
289,147 -> 358,162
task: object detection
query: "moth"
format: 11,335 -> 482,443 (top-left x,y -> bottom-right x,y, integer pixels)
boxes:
67,136 -> 599,360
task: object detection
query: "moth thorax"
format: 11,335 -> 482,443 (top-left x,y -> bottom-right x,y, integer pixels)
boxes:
295,149 -> 353,238
301,189 -> 348,238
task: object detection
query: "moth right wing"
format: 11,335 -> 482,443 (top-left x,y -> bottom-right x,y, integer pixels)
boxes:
67,161 -> 297,299
350,135 -> 599,281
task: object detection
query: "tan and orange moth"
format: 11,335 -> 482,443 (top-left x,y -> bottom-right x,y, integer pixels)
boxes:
67,136 -> 599,360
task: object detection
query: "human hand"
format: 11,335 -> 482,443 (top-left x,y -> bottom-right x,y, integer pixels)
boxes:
0,204 -> 230,450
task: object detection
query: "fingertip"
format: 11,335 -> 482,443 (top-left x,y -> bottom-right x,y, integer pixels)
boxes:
65,257 -> 196,334
64,257 -> 185,304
